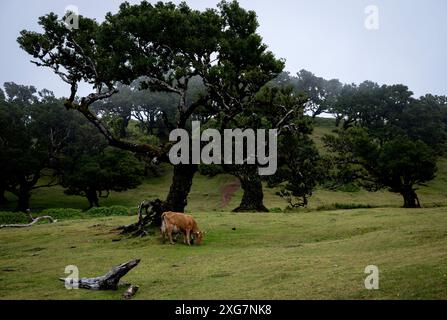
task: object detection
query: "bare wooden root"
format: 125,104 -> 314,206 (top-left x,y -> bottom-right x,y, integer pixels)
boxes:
122,284 -> 140,300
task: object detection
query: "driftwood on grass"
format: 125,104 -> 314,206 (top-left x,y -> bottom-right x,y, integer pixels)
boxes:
60,259 -> 141,290
0,209 -> 57,229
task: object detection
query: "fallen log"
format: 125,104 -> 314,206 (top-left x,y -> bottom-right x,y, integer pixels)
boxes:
60,259 -> 141,290
0,210 -> 57,229
122,284 -> 140,300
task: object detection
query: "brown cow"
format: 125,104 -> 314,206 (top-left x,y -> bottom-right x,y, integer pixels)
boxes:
161,211 -> 204,245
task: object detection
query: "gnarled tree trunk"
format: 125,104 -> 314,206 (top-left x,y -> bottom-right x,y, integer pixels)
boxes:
17,186 -> 31,213
86,188 -> 100,209
401,187 -> 421,208
233,169 -> 268,212
118,165 -> 197,237
165,164 -> 198,212
117,199 -> 167,236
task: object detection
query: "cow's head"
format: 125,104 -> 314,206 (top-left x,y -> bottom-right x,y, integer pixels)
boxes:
194,231 -> 204,245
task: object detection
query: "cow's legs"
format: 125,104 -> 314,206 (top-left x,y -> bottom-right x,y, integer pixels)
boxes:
186,229 -> 191,246
167,226 -> 175,245
160,229 -> 165,243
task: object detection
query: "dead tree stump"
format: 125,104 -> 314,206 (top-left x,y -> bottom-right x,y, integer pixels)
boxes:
60,259 -> 141,290
117,199 -> 167,237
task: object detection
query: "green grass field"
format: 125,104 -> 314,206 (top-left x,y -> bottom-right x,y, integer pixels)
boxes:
1,208 -> 446,299
1,122 -> 447,300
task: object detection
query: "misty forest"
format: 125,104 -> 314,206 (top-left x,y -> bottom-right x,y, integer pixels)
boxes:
1,1 -> 446,300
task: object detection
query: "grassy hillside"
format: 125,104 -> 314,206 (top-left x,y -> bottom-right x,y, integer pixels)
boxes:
2,119 -> 447,213
1,207 -> 446,299
2,159 -> 447,214
1,119 -> 446,300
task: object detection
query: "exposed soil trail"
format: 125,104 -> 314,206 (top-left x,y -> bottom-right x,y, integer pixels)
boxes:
220,179 -> 241,208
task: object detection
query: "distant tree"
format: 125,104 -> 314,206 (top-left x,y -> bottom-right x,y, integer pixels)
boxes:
209,86 -> 312,212
295,70 -> 342,118
0,83 -> 73,211
129,87 -> 178,140
3,82 -> 38,104
322,80 -> 446,208
60,128 -> 145,208
274,133 -> 323,208
92,83 -> 135,139
329,82 -> 413,130
399,94 -> 447,152
272,70 -> 342,118
324,127 -> 437,208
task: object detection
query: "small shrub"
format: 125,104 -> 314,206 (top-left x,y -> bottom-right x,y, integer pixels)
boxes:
269,207 -> 283,213
0,211 -> 29,225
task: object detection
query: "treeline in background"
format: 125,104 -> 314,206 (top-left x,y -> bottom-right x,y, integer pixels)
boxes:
1,69 -> 446,213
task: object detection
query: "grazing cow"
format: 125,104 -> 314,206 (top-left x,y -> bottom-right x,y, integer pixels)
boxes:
161,212 -> 204,245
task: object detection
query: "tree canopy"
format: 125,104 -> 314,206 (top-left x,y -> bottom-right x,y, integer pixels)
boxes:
18,0 -> 284,212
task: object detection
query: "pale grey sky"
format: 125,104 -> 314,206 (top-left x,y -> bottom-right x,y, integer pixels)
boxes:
0,0 -> 446,98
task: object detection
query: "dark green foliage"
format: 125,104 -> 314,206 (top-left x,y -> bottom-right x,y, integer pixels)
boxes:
0,83 -> 74,211
324,127 -> 438,208
322,80 -> 446,208
0,211 -> 29,225
397,95 -> 447,151
251,86 -> 323,208
17,0 -> 285,213
272,70 -> 342,118
329,82 -> 413,131
337,183 -> 361,193
60,131 -> 145,209
275,133 -> 323,208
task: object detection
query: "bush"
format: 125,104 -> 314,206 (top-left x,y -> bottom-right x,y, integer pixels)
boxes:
0,211 -> 29,225
269,207 -> 283,213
